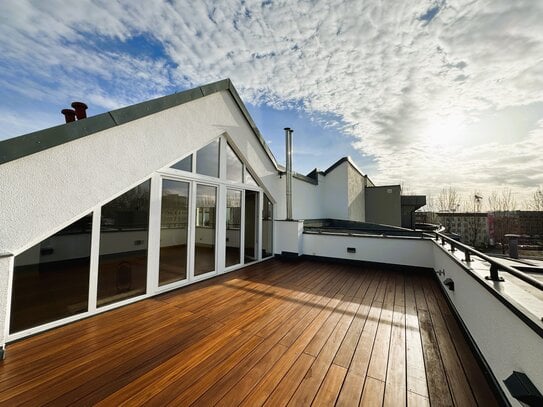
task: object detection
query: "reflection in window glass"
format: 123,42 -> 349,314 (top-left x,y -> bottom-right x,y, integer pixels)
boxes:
170,155 -> 192,172
159,180 -> 189,286
225,189 -> 241,267
10,214 -> 93,334
262,194 -> 273,258
245,169 -> 257,186
194,184 -> 217,276
196,139 -> 219,178
98,180 -> 150,307
226,143 -> 243,183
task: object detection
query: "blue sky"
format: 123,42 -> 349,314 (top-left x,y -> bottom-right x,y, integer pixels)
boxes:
1,0 -> 542,208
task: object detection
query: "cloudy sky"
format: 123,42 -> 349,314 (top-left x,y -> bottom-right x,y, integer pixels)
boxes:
1,0 -> 542,207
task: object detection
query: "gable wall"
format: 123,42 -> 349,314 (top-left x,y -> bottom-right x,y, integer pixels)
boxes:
0,91 -> 277,255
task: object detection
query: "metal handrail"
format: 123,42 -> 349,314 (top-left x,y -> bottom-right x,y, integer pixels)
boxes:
434,230 -> 543,291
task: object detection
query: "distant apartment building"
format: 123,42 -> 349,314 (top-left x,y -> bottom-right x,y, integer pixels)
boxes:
438,212 -> 490,247
416,210 -> 543,248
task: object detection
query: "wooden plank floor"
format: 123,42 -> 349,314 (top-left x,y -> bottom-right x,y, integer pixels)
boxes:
0,259 -> 499,406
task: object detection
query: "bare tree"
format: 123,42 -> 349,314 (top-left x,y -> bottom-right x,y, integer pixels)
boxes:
437,187 -> 462,213
487,188 -> 517,212
528,186 -> 543,211
487,188 -> 518,253
463,191 -> 484,247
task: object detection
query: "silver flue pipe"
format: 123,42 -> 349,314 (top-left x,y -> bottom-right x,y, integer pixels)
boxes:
284,127 -> 293,220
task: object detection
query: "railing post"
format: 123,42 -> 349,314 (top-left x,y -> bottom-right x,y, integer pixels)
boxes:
441,237 -> 446,246
485,264 -> 504,282
450,243 -> 455,253
464,250 -> 471,262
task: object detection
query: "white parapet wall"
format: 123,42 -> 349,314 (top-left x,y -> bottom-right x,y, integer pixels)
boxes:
303,233 -> 435,269
274,220 -> 304,256
433,242 -> 543,406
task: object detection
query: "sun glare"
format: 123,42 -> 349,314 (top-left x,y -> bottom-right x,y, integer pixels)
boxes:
422,115 -> 467,147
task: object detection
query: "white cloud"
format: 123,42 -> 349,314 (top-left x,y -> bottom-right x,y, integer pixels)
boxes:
1,0 -> 542,203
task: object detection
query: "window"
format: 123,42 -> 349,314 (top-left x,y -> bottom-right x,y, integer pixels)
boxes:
159,180 -> 190,286
226,143 -> 243,183
245,169 -> 257,186
97,180 -> 150,307
196,139 -> 220,178
170,155 -> 192,172
10,213 -> 93,333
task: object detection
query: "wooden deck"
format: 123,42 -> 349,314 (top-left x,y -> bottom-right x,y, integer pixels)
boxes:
0,259 -> 499,406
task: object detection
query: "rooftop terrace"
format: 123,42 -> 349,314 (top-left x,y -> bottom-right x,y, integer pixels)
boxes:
0,258 -> 498,406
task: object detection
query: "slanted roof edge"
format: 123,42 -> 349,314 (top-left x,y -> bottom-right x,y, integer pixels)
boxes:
0,79 -> 281,171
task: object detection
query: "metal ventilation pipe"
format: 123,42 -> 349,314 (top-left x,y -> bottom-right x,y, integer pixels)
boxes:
284,127 -> 293,220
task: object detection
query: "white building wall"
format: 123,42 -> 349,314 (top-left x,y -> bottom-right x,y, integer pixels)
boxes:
291,177 -> 323,220
347,165 -> 366,222
0,91 -> 280,256
303,234 -> 434,268
319,162 -> 350,220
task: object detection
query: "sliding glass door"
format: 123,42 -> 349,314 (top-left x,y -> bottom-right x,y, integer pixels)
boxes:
159,179 -> 190,286
194,184 -> 217,277
225,189 -> 242,267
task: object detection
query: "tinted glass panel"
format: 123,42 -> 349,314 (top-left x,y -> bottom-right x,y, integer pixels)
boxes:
196,139 -> 219,178
262,194 -> 273,257
159,180 -> 190,286
225,189 -> 241,267
98,180 -> 150,307
194,184 -> 216,276
244,190 -> 258,262
10,214 -> 92,334
226,144 -> 243,183
170,155 -> 192,172
245,169 -> 257,186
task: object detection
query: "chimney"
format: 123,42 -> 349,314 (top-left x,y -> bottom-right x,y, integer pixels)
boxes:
71,101 -> 88,120
284,127 -> 293,220
61,109 -> 76,123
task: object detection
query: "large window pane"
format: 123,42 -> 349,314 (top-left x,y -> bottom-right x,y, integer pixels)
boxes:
244,190 -> 259,262
159,180 -> 189,286
262,194 -> 273,257
98,180 -> 150,307
226,143 -> 243,183
196,139 -> 219,178
10,214 -> 92,334
245,169 -> 257,186
170,155 -> 192,172
225,189 -> 241,267
194,184 -> 216,276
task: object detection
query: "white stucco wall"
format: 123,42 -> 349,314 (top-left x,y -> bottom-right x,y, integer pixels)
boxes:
319,162 -> 350,220
303,234 -> 434,268
347,165 -> 366,222
292,177 -> 323,220
274,220 -> 304,255
0,91 -> 281,256
433,243 -> 543,406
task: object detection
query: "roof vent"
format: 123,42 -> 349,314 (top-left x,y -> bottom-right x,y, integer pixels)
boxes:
61,109 -> 76,123
71,102 -> 88,120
